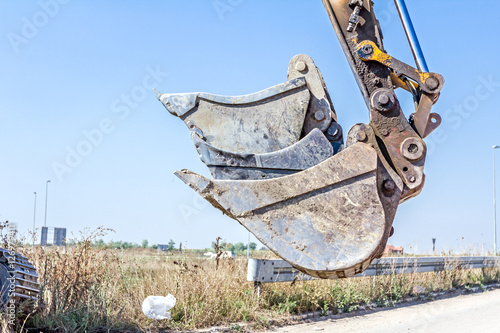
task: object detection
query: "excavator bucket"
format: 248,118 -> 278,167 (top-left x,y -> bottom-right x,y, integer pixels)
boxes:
156,0 -> 443,278
175,143 -> 402,278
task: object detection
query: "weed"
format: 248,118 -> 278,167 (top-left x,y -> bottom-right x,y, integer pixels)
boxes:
0,227 -> 498,332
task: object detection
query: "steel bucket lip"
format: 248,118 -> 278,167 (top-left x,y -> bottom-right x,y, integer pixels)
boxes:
176,143 -> 378,214
157,77 -> 307,117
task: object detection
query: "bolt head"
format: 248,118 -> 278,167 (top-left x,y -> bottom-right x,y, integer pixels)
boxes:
409,175 -> 416,183
328,126 -> 339,137
370,89 -> 395,113
361,44 -> 373,55
425,76 -> 439,90
378,94 -> 390,105
381,129 -> 389,136
382,179 -> 396,194
401,138 -> 425,161
295,61 -> 307,72
408,143 -> 418,154
314,110 -> 325,121
356,131 -> 367,142
327,123 -> 342,139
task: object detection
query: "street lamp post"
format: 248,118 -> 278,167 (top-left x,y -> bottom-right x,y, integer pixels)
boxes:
247,231 -> 250,259
493,146 -> 500,256
33,192 -> 37,245
44,180 -> 51,228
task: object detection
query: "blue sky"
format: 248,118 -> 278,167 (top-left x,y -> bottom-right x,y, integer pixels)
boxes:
1,0 -> 499,253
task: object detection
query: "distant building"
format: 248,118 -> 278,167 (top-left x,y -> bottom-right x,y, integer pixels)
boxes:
157,244 -> 169,252
41,227 -> 66,246
7,223 -> 17,238
383,245 -> 404,256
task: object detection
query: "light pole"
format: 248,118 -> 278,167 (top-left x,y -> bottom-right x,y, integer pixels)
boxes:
247,231 -> 250,259
493,146 -> 500,255
33,192 -> 37,245
44,180 -> 51,228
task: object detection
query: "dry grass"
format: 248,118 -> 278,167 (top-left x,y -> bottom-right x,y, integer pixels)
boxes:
1,228 -> 499,332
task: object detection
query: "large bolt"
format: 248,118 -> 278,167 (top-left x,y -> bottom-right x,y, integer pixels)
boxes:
378,93 -> 389,105
328,126 -> 339,137
370,88 -> 395,113
189,123 -> 205,140
361,44 -> 373,55
327,122 -> 342,140
408,143 -> 418,154
314,110 -> 325,121
356,130 -> 367,142
382,179 -> 396,194
408,175 -> 416,183
295,61 -> 307,72
401,137 -> 425,161
425,76 -> 439,90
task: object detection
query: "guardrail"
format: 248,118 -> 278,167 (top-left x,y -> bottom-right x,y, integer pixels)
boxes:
247,256 -> 500,296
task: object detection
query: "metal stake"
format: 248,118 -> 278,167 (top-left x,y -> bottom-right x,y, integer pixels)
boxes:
247,231 -> 250,259
33,192 -> 37,246
254,281 -> 262,298
44,180 -> 51,227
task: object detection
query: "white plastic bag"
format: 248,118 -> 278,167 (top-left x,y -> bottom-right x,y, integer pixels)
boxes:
142,294 -> 176,320
412,285 -> 426,295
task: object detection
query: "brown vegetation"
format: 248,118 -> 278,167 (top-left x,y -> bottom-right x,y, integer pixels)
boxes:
1,228 -> 499,332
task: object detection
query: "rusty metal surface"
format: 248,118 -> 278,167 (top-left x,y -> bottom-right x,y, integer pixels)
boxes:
353,38 -> 444,140
356,40 -> 444,95
345,123 -> 402,256
367,88 -> 426,196
322,0 -> 444,201
193,128 -> 333,180
412,93 -> 441,138
422,112 -> 441,138
157,77 -> 310,154
322,0 -> 387,109
175,143 -> 401,279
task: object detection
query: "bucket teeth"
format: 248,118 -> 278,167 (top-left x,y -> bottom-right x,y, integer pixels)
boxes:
175,170 -> 208,192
